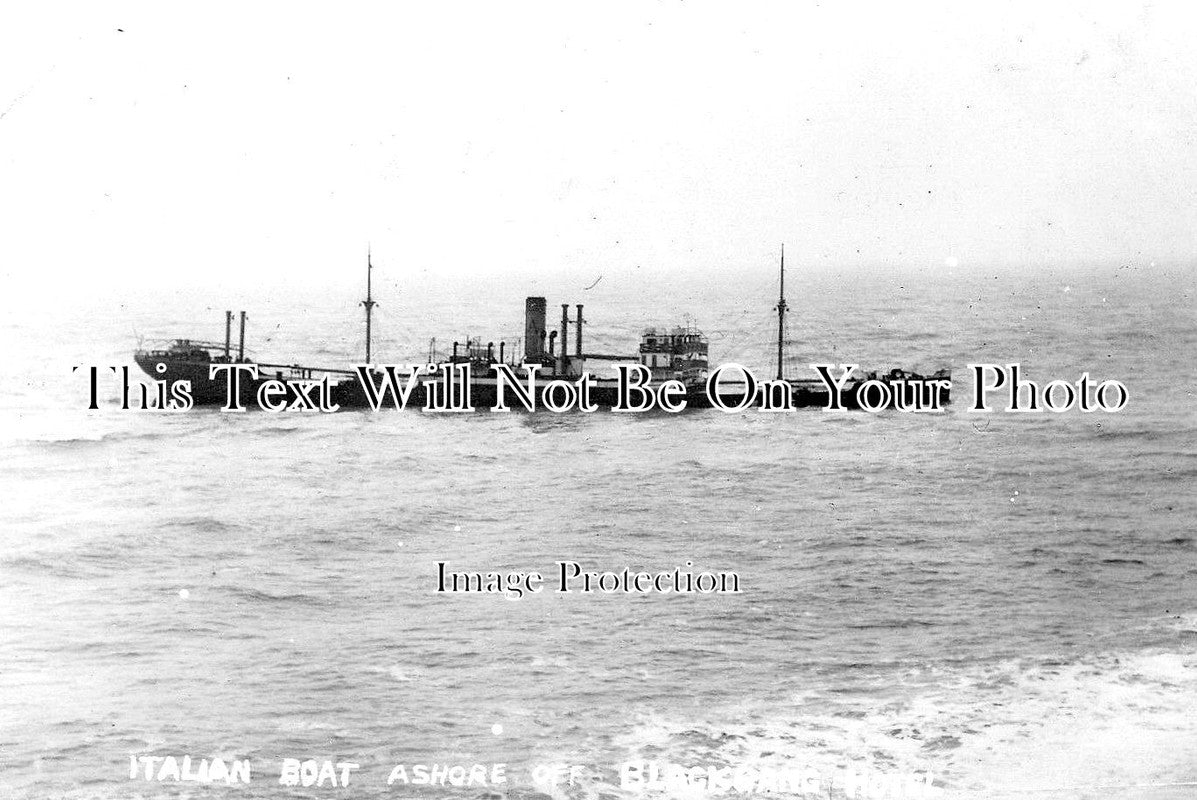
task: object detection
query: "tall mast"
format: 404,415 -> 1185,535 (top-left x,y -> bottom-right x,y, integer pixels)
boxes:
776,244 -> 788,380
362,246 -> 377,363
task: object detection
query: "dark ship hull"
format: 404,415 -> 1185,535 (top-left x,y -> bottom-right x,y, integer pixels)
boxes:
134,349 -> 948,412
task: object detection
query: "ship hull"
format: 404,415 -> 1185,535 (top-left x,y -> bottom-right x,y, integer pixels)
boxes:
135,356 -> 947,412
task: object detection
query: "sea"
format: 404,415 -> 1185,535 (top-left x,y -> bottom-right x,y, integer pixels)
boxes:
0,262 -> 1194,800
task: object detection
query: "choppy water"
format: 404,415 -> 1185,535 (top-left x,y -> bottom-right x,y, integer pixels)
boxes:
1,263 -> 1195,799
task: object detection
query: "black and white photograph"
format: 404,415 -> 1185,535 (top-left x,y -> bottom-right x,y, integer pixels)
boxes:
1,3 -> 1195,799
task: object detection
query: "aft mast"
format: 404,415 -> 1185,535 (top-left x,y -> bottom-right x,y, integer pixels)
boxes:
362,246 -> 377,363
776,244 -> 788,380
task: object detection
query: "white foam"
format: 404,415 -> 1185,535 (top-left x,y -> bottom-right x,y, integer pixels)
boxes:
608,645 -> 1197,796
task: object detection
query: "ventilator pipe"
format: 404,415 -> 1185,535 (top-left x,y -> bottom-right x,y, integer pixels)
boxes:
560,304 -> 570,373
238,311 -> 247,361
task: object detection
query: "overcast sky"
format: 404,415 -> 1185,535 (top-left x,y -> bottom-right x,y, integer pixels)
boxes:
1,1 -> 1194,296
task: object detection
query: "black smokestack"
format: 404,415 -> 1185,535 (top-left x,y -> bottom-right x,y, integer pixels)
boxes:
524,297 -> 546,362
575,304 -> 583,358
